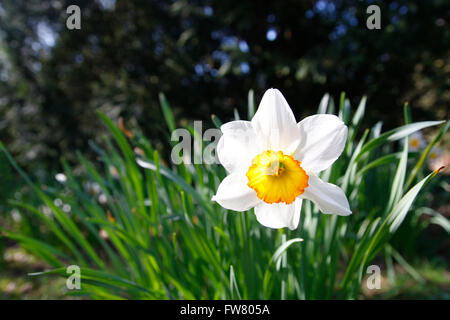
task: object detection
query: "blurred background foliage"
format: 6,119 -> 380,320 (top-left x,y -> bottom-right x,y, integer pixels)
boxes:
0,0 -> 448,173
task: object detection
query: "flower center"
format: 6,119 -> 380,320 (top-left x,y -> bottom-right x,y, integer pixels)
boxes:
246,150 -> 309,204
410,138 -> 419,148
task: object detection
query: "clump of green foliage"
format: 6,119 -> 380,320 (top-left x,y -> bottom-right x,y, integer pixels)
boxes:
1,92 -> 448,299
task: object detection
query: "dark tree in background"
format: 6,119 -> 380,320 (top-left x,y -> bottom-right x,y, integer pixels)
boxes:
0,0 -> 448,173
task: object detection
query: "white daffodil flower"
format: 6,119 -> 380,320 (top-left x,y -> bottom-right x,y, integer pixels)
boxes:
427,146 -> 447,173
407,132 -> 426,152
212,88 -> 351,230
429,146 -> 442,161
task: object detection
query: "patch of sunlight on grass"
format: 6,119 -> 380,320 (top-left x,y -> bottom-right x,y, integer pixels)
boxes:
1,246 -> 79,299
362,259 -> 450,300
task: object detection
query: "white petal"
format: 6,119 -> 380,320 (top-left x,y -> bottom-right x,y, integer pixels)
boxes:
294,114 -> 348,173
212,172 -> 261,211
301,174 -> 351,215
251,89 -> 300,153
217,120 -> 260,173
254,198 -> 302,230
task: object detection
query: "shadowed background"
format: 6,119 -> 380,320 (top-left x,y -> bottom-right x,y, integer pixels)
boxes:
0,0 -> 448,173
